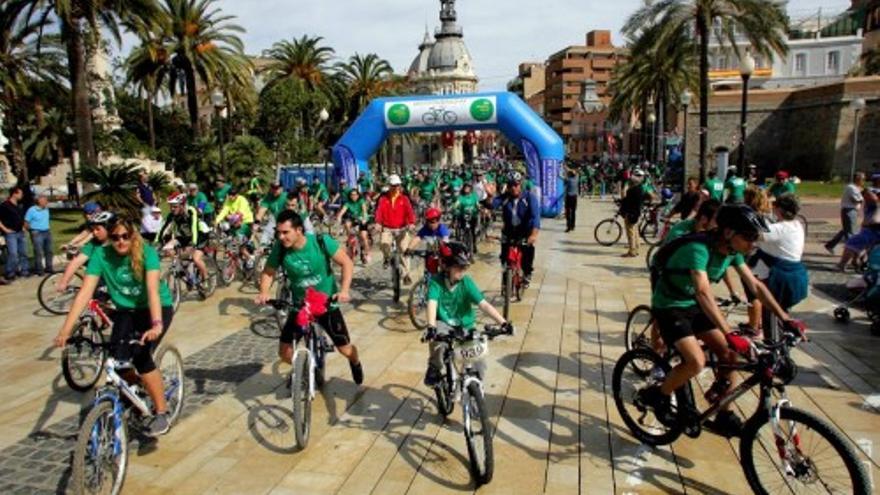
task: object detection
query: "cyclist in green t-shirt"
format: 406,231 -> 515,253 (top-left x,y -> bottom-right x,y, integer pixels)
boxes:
702,170 -> 725,202
724,167 -> 747,204
423,241 -> 513,386
213,176 -> 231,209
336,188 -> 373,263
358,171 -> 373,195
768,171 -> 796,198
639,205 -> 804,437
56,211 -> 115,293
309,177 -> 330,219
255,182 -> 289,247
255,210 -> 364,385
54,218 -> 176,437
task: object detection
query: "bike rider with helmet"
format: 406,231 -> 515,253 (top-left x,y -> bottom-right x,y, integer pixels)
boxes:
309,176 -> 330,219
255,210 -> 364,385
56,211 -> 116,293
422,241 -> 513,386
639,204 -> 806,437
215,187 -> 255,237
620,169 -> 653,257
768,170 -> 796,199
407,207 -> 451,253
493,172 -> 540,287
335,188 -> 373,264
157,192 -> 212,286
375,174 -> 417,284
62,202 -> 103,252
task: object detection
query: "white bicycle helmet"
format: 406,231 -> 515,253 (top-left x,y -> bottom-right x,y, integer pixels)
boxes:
88,211 -> 117,226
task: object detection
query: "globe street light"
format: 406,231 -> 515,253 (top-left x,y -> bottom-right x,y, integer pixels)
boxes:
681,88 -> 693,189
647,110 -> 657,165
211,90 -> 227,170
851,97 -> 867,182
738,53 -> 755,171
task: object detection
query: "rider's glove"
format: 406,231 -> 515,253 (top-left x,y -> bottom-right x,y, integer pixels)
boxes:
782,319 -> 807,339
421,326 -> 437,343
725,332 -> 751,355
502,321 -> 515,336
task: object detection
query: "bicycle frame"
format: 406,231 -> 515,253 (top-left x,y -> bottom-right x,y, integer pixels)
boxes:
291,321 -> 327,401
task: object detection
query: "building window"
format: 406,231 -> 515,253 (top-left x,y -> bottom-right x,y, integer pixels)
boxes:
827,51 -> 840,75
794,53 -> 807,76
717,56 -> 729,70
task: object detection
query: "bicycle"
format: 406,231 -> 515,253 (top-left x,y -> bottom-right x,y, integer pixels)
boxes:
38,246 -> 83,315
213,226 -> 259,288
501,238 -> 527,320
422,324 -> 513,486
638,203 -> 675,247
454,211 -> 479,257
62,297 -> 113,392
70,340 -> 185,495
405,247 -> 442,330
266,296 -> 333,449
342,219 -> 369,265
594,200 -> 626,246
161,247 -> 217,312
612,322 -> 870,494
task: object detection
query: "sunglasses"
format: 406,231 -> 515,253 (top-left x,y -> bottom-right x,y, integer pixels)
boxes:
110,233 -> 131,242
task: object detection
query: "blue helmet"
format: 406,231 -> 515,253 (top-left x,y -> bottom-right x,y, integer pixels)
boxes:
661,187 -> 674,200
82,202 -> 100,215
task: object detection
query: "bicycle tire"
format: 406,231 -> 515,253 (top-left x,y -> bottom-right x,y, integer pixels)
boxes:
162,271 -> 181,312
313,336 -> 326,388
464,381 -> 494,486
391,255 -> 401,303
71,401 -> 128,495
625,305 -> 655,354
198,269 -> 217,300
645,244 -> 656,270
155,345 -> 185,426
435,359 -> 455,417
218,253 -> 237,286
407,278 -> 429,330
291,352 -> 312,449
62,320 -> 107,392
612,348 -> 684,446
639,219 -> 663,247
594,218 -> 622,246
740,406 -> 870,494
38,272 -> 83,315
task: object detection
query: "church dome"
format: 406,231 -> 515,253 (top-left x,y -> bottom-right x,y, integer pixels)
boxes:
408,30 -> 434,77
426,35 -> 474,76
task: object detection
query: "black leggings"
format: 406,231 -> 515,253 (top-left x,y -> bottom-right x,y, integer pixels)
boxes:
110,306 -> 174,374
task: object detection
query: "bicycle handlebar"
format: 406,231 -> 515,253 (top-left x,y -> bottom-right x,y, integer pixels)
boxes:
421,324 -> 513,344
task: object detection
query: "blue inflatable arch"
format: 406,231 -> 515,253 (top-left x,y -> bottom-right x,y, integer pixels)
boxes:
331,91 -> 565,217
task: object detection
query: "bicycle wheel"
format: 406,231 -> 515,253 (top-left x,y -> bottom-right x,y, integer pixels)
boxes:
218,252 -> 237,286
198,269 -> 217,300
501,268 -> 512,320
625,305 -> 655,355
155,345 -> 185,426
163,272 -> 181,312
740,406 -> 870,494
612,348 -> 684,446
594,218 -> 622,246
291,352 -> 312,449
639,218 -> 663,246
38,272 -> 83,315
71,401 -> 129,495
435,360 -> 455,417
407,278 -> 429,330
62,320 -> 107,392
391,255 -> 401,303
464,381 -> 494,486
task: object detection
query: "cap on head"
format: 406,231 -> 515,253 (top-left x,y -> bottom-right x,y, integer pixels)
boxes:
425,207 -> 442,221
388,174 -> 402,186
83,202 -> 100,215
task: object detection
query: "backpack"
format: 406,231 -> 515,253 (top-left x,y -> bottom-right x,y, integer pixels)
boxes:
649,232 -> 712,299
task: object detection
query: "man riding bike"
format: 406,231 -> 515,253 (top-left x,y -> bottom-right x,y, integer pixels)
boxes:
724,166 -> 746,204
335,188 -> 373,264
702,170 -> 725,202
309,177 -> 330,220
423,241 -> 513,385
453,182 -> 480,238
187,183 -> 214,222
255,210 -> 363,385
493,172 -> 540,287
639,204 -> 805,437
375,174 -> 417,284
215,187 -> 254,237
157,192 -> 212,285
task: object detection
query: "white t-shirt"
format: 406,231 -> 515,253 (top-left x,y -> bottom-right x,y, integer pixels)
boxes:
753,220 -> 804,279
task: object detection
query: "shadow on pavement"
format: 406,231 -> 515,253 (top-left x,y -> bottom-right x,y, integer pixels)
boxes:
218,296 -> 258,316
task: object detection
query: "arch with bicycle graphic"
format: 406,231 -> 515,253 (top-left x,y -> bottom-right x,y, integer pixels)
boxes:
331,91 -> 566,217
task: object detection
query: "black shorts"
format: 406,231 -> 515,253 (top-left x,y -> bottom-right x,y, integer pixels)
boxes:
653,306 -> 716,346
280,307 -> 351,347
109,306 -> 174,374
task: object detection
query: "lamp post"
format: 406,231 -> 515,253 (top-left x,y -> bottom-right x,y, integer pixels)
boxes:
211,90 -> 227,170
850,97 -> 866,182
318,107 -> 330,186
680,89 -> 693,189
738,53 -> 755,171
647,110 -> 657,165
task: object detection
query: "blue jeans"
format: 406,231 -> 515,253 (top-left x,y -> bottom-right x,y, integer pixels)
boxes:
30,230 -> 53,274
4,231 -> 29,277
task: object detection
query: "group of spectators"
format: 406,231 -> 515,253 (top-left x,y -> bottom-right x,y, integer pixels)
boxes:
0,185 -> 55,285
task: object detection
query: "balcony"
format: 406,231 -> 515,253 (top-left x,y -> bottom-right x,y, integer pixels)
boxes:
708,67 -> 773,80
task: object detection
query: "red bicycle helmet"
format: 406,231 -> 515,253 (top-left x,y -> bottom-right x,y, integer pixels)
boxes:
775,170 -> 789,180
425,207 -> 442,221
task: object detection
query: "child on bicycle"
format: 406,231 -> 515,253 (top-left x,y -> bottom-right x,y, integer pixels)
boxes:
407,207 -> 450,252
53,218 -> 176,437
423,241 -> 513,386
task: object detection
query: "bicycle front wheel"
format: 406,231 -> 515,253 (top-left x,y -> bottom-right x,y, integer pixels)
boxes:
464,381 -> 494,486
71,401 -> 129,495
501,268 -> 512,320
391,256 -> 401,303
291,352 -> 312,449
155,345 -> 185,426
62,320 -> 107,392
612,348 -> 684,446
624,305 -> 657,372
594,218 -> 622,246
39,272 -> 83,315
639,219 -> 662,246
407,278 -> 429,330
740,406 -> 870,494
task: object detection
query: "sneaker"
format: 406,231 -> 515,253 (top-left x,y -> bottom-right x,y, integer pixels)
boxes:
824,244 -> 835,255
706,410 -> 743,438
146,413 -> 170,437
636,385 -> 676,426
423,365 -> 442,387
350,361 -> 364,385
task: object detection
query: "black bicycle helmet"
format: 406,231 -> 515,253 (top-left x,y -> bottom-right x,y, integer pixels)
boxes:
439,241 -> 471,268
715,204 -> 769,238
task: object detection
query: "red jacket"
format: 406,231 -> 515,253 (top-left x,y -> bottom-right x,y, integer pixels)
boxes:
375,192 -> 416,229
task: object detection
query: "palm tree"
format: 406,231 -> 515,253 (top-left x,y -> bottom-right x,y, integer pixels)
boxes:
35,0 -> 161,169
624,0 -> 788,182
124,17 -> 172,149
260,35 -> 335,92
335,53 -> 395,120
24,108 -> 74,165
79,161 -> 142,219
160,0 -> 250,135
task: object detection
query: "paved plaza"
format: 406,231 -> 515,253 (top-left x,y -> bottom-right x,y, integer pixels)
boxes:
0,199 -> 878,494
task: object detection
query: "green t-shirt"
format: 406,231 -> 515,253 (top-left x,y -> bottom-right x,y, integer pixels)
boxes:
703,178 -> 725,201
259,191 -> 288,219
664,218 -> 696,244
769,181 -> 796,198
214,184 -> 231,204
266,233 -> 339,303
343,198 -> 368,222
419,180 -> 437,202
725,177 -> 746,202
450,177 -> 464,192
86,244 -> 173,309
427,273 -> 485,329
310,183 -> 329,201
358,176 -> 372,192
456,192 -> 479,214
80,239 -> 103,258
651,242 -> 744,310
187,191 -> 213,214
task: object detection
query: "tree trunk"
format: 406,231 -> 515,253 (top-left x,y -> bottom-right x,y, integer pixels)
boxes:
63,17 -> 97,169
698,11 -> 710,184
657,87 -> 665,164
182,58 -> 200,136
147,91 -> 156,150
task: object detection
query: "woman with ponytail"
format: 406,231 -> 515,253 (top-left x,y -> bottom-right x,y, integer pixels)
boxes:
54,217 -> 176,437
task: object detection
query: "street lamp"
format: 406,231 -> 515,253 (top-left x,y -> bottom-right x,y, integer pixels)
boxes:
317,107 -> 330,185
647,110 -> 657,165
738,53 -> 755,171
850,97 -> 866,182
680,88 -> 693,189
211,90 -> 227,170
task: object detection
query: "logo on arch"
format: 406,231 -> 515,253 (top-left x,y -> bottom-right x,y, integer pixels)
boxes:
469,98 -> 494,122
387,104 -> 410,126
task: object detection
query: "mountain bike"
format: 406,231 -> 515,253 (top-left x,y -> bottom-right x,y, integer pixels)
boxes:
63,297 -> 113,392
343,220 -> 369,265
501,238 -> 527,320
213,228 -> 260,288
70,340 -> 185,495
161,247 -> 217,312
594,200 -> 625,246
38,246 -> 83,315
638,203 -> 675,247
612,322 -> 870,494
267,297 -> 333,449
406,247 -> 442,330
454,211 -> 479,256
422,324 -> 513,486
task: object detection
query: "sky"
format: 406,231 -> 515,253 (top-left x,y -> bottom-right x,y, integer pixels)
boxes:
120,0 -> 854,91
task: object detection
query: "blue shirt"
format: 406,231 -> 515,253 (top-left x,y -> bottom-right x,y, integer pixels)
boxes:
417,223 -> 450,240
25,205 -> 50,231
493,192 -> 541,237
137,183 -> 155,206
